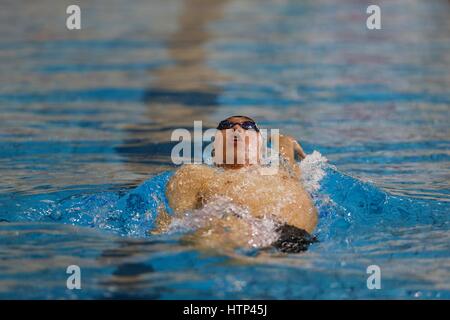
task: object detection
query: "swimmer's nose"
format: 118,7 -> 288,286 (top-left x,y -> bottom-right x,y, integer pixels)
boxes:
232,124 -> 244,132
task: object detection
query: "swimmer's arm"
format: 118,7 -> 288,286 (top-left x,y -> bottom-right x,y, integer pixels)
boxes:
277,134 -> 306,161
281,183 -> 318,234
297,190 -> 318,233
293,139 -> 306,160
274,134 -> 307,178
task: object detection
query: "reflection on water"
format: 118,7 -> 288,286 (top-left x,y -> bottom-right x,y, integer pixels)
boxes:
117,0 -> 229,181
98,240 -> 159,299
0,0 -> 449,299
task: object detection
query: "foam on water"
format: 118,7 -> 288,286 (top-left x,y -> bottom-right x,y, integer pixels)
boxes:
5,171 -> 174,237
299,151 -> 328,194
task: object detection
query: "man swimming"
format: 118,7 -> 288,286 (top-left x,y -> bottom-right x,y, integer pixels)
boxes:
159,116 -> 317,253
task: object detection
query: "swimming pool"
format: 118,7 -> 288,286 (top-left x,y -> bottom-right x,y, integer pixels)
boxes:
0,0 -> 449,299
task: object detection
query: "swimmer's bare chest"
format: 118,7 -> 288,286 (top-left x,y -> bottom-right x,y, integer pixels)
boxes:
199,169 -> 301,216
166,164 -> 317,233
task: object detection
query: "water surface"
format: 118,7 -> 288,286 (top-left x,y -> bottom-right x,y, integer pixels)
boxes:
0,0 -> 449,299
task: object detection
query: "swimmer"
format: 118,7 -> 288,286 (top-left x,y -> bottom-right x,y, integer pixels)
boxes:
155,116 -> 317,253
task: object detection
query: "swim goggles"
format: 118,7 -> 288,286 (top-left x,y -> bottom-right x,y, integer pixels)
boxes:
216,120 -> 260,132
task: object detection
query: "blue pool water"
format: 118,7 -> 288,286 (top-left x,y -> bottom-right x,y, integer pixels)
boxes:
0,0 -> 449,299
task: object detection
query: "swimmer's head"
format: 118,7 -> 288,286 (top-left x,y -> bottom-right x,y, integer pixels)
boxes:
213,116 -> 262,169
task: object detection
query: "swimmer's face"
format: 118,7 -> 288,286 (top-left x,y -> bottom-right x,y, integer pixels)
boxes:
213,116 -> 262,167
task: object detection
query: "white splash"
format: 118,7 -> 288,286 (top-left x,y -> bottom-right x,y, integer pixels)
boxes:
299,151 -> 328,194
168,196 -> 280,248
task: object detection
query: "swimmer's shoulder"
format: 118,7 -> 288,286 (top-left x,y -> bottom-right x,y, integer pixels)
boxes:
169,164 -> 217,184
166,164 -> 217,204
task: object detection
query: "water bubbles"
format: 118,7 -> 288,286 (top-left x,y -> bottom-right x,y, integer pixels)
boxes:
168,196 -> 280,249
299,151 -> 328,194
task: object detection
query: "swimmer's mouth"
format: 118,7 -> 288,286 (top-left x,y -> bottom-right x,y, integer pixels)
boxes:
233,137 -> 243,145
233,135 -> 242,142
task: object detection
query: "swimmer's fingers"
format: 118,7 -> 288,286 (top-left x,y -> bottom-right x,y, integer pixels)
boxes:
293,140 -> 307,160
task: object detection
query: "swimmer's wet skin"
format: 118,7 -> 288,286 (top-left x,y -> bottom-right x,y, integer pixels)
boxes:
163,116 -> 318,253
